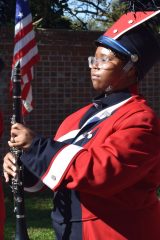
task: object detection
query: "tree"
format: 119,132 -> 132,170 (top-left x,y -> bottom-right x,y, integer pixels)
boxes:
64,0 -> 126,30
0,0 -> 130,30
0,0 -> 15,25
0,0 -> 72,29
0,0 -> 6,24
30,0 -> 72,29
32,0 -> 126,30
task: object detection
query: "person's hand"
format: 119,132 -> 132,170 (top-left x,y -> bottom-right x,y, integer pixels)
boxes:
8,123 -> 35,150
3,152 -> 17,182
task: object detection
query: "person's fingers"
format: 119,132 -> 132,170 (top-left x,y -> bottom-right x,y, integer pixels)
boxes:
10,132 -> 23,144
3,152 -> 17,181
4,152 -> 16,163
3,171 -> 10,182
9,123 -> 34,150
10,123 -> 26,139
10,136 -> 16,143
10,128 -> 20,138
8,140 -> 20,148
3,152 -> 16,170
3,158 -> 17,171
11,123 -> 24,130
8,139 -> 29,149
4,168 -> 16,178
3,163 -> 17,178
11,129 -> 18,135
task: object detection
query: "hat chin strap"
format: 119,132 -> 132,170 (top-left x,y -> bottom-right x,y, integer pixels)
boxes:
122,53 -> 138,72
122,60 -> 134,72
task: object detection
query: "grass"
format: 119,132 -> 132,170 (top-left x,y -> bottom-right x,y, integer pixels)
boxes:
4,184 -> 56,240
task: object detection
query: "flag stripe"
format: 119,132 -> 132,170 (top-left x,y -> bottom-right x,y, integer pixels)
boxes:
22,68 -> 33,84
21,52 -> 39,75
13,38 -> 37,65
15,13 -> 32,35
20,45 -> 38,68
14,30 -> 35,56
12,0 -> 39,115
14,22 -> 33,44
22,82 -> 30,99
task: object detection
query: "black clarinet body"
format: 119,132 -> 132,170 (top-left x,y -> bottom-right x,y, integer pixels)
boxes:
11,62 -> 30,240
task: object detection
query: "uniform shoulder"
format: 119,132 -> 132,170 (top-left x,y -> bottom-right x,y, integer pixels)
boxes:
114,95 -> 160,131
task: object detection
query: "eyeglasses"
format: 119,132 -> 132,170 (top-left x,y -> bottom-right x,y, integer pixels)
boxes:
88,56 -> 115,69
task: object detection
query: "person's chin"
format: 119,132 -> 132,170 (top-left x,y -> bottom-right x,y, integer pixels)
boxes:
92,84 -> 105,92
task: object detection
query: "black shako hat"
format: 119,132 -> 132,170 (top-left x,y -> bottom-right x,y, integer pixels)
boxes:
96,9 -> 160,80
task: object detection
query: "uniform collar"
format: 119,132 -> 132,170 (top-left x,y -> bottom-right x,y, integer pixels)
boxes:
93,89 -> 132,109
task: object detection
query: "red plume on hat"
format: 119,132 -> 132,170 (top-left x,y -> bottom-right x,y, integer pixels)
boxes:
96,0 -> 160,79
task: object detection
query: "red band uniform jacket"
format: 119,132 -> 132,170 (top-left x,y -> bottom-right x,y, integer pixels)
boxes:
22,90 -> 160,240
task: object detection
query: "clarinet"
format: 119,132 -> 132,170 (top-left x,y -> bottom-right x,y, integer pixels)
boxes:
10,62 -> 30,240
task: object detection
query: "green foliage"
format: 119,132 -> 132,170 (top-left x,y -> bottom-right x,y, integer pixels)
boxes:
105,0 -> 127,28
30,0 -> 72,29
0,0 -> 128,30
0,0 -> 72,29
66,0 -> 127,30
0,0 -> 15,25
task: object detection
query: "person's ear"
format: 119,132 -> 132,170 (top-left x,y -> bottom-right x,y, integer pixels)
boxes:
127,66 -> 137,78
121,62 -> 137,87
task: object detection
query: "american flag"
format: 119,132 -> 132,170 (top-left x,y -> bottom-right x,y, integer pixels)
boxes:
12,0 -> 40,115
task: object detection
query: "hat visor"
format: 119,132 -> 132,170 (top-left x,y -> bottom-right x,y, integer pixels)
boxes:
96,36 -> 132,57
